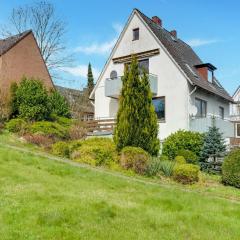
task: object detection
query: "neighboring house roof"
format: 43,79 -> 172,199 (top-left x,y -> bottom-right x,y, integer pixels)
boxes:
233,85 -> 240,99
0,30 -> 32,56
135,9 -> 233,102
56,85 -> 94,115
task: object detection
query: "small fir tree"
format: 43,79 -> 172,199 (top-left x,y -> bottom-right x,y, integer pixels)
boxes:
114,57 -> 160,156
87,63 -> 94,95
200,117 -> 226,173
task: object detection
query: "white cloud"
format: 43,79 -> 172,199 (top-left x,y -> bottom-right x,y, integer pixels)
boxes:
60,65 -> 100,79
186,38 -> 219,47
75,23 -> 123,55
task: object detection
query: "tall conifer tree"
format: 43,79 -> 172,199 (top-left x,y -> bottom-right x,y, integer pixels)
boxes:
87,63 -> 94,94
114,57 -> 159,155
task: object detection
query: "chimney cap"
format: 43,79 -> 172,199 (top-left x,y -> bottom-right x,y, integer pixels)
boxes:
152,16 -> 162,27
195,63 -> 217,71
170,30 -> 177,38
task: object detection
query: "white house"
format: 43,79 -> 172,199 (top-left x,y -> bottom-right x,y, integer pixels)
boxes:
230,86 -> 240,140
90,9 -> 234,141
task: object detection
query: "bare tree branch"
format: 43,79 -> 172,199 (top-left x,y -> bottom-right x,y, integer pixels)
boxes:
0,1 -> 73,76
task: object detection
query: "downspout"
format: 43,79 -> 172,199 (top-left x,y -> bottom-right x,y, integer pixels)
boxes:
188,86 -> 197,130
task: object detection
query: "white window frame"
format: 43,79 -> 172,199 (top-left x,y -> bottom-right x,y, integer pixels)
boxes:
236,123 -> 240,138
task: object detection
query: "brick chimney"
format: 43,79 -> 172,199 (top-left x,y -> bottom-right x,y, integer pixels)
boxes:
195,63 -> 217,82
170,30 -> 177,38
152,16 -> 162,27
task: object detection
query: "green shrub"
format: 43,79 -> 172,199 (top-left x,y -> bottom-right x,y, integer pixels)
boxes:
52,141 -> 70,158
146,157 -> 175,177
29,121 -> 68,139
5,118 -> 27,133
173,164 -> 200,184
162,130 -> 204,160
71,138 -> 118,167
120,146 -> 149,175
177,149 -> 198,164
174,156 -> 186,165
48,90 -> 71,118
14,77 -> 50,121
222,149 -> 240,188
50,114 -> 73,127
159,155 -> 169,161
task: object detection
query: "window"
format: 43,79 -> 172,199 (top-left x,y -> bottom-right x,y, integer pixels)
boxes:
110,70 -> 117,79
195,98 -> 207,118
236,123 -> 240,138
152,97 -> 165,121
138,59 -> 149,74
124,58 -> 149,74
208,69 -> 214,83
219,106 -> 224,119
133,28 -> 139,41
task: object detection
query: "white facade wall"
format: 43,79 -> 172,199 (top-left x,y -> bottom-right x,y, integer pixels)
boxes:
94,13 -> 190,140
191,88 -> 230,119
93,12 -> 232,140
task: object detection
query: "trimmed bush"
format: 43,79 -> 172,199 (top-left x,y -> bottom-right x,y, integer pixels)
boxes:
29,121 -> 68,139
52,141 -> 70,158
222,149 -> 240,188
177,149 -> 198,164
120,146 -> 149,175
5,118 -> 27,133
174,156 -> 186,165
162,130 -> 204,160
173,164 -> 200,184
71,138 -> 118,167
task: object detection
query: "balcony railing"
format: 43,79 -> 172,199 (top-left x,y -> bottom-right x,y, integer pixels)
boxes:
105,73 -> 158,98
190,116 -> 234,138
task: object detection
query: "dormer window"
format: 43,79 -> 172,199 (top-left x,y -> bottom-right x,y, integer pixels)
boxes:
133,28 -> 139,41
195,63 -> 217,83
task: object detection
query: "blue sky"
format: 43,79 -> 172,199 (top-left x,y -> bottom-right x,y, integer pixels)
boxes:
0,0 -> 239,95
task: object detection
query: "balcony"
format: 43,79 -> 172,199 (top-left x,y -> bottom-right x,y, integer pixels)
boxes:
105,74 -> 158,98
190,116 -> 234,138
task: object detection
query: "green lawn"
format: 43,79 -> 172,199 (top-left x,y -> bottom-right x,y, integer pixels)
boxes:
0,139 -> 239,239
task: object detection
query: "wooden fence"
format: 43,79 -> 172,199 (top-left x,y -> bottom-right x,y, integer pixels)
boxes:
82,118 -> 116,135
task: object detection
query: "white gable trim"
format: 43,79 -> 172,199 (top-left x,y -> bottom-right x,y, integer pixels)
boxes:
233,85 -> 240,99
90,9 -> 193,99
89,10 -> 136,99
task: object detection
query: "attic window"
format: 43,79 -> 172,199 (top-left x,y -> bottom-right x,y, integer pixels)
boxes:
185,64 -> 198,78
133,28 -> 139,41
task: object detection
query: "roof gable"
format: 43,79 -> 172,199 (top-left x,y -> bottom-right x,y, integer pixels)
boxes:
135,9 -> 233,102
0,30 -> 32,57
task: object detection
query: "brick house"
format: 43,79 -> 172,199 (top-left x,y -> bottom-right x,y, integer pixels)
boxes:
0,30 -> 54,95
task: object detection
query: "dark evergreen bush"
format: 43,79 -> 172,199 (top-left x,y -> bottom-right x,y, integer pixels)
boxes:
200,120 -> 226,174
222,149 -> 240,188
13,77 -> 50,121
177,149 -> 198,164
48,90 -> 71,118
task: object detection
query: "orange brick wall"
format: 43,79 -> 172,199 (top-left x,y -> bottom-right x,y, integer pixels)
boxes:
0,33 -> 54,94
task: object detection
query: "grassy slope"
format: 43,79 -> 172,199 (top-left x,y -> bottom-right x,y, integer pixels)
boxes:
0,142 -> 239,240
